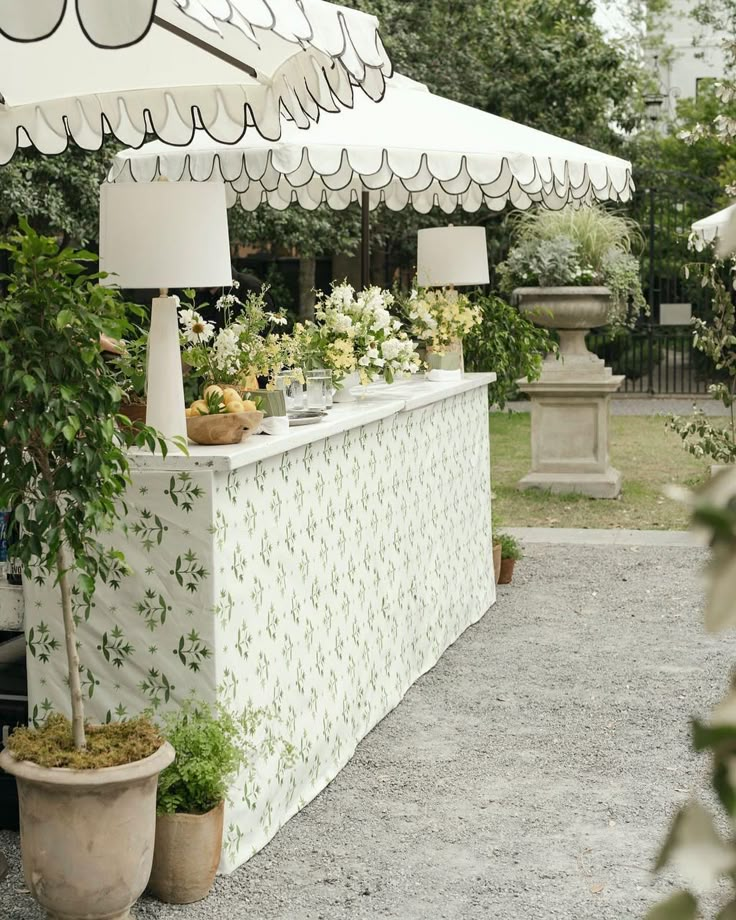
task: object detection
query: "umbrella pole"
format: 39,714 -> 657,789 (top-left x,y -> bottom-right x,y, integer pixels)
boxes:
361,191 -> 370,289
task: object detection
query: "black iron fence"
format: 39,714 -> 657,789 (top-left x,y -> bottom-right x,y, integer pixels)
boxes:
587,326 -> 715,395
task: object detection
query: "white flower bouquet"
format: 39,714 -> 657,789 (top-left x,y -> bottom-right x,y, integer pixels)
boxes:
179,284 -> 289,387
298,283 -> 421,386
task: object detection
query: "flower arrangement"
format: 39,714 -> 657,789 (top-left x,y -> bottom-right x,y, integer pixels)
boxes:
296,283 -> 421,385
497,204 -> 647,329
404,287 -> 482,351
179,284 -> 289,387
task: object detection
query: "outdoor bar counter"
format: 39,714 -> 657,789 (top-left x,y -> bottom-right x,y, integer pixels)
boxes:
22,374 -> 496,872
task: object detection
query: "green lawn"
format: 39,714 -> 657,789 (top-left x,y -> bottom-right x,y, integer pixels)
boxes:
490,412 -> 713,530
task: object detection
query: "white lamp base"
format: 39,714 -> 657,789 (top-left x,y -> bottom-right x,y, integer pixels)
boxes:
146,295 -> 187,445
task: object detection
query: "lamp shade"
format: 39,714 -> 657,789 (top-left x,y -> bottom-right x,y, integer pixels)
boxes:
99,182 -> 232,289
416,226 -> 490,288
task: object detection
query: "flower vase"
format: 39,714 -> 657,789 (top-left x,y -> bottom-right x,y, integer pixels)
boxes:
333,371 -> 362,403
426,340 -> 463,376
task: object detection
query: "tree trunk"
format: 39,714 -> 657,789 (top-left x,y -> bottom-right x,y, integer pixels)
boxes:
298,257 -> 317,321
56,544 -> 86,750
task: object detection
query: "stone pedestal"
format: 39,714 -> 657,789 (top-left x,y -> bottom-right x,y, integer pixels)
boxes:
517,368 -> 624,499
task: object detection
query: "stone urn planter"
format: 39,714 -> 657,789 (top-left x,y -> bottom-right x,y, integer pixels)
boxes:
0,741 -> 175,920
513,286 -> 624,499
147,801 -> 225,904
514,286 -> 612,377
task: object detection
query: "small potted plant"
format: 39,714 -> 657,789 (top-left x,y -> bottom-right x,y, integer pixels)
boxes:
404,287 -> 482,373
147,701 -> 261,904
492,529 -> 502,584
497,205 -> 647,368
497,533 -> 523,585
0,224 -> 175,920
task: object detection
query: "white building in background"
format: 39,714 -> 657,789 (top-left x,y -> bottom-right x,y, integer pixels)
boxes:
649,0 -> 726,115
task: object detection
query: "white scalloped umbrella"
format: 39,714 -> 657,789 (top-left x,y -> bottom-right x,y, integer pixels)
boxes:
110,74 -> 633,213
691,204 -> 736,251
0,0 -> 391,164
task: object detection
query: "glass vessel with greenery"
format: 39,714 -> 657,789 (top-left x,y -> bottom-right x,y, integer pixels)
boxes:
497,204 -> 648,329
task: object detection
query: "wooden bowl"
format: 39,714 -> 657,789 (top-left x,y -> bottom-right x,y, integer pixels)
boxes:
186,411 -> 263,446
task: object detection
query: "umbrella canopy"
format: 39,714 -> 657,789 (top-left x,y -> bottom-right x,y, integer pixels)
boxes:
0,0 -> 391,164
109,75 -> 634,213
691,204 -> 736,250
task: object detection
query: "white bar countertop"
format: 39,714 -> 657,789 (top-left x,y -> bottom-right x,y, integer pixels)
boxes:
131,373 -> 496,473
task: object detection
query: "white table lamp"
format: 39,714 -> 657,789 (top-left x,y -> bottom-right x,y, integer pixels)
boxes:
99,182 -> 232,444
416,226 -> 490,289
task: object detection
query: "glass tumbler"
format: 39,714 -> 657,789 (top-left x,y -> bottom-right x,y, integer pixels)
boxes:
305,370 -> 331,410
275,370 -> 305,411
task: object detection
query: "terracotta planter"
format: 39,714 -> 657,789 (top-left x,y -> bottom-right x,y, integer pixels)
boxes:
119,402 -> 147,425
492,543 -> 502,584
147,801 -> 225,904
498,558 -> 516,585
0,741 -> 174,920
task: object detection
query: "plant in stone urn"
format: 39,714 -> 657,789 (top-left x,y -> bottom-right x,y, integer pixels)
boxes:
0,224 -> 176,920
497,205 -> 647,374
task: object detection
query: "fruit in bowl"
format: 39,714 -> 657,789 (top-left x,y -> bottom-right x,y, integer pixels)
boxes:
185,388 -> 263,445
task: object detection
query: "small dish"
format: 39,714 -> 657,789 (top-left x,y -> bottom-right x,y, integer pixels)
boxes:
288,410 -> 326,427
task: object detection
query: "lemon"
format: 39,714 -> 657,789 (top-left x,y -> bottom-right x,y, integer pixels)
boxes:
222,388 -> 240,405
225,400 -> 245,414
190,399 -> 209,416
203,385 -> 224,400
241,400 -> 257,412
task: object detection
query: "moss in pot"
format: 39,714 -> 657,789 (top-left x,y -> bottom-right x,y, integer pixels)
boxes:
148,701 -> 261,905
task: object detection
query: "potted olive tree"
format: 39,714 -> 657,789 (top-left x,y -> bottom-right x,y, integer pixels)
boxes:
0,224 -> 176,920
497,205 -> 647,371
147,701 -> 262,904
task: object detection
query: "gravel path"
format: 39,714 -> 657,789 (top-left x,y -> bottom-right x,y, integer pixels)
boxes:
504,397 -> 730,416
1,543 -> 731,919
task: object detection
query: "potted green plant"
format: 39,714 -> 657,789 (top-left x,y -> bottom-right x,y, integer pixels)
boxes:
147,701 -> 261,904
0,223 -> 175,920
492,533 -> 502,584
497,205 -> 647,372
497,533 -> 523,585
